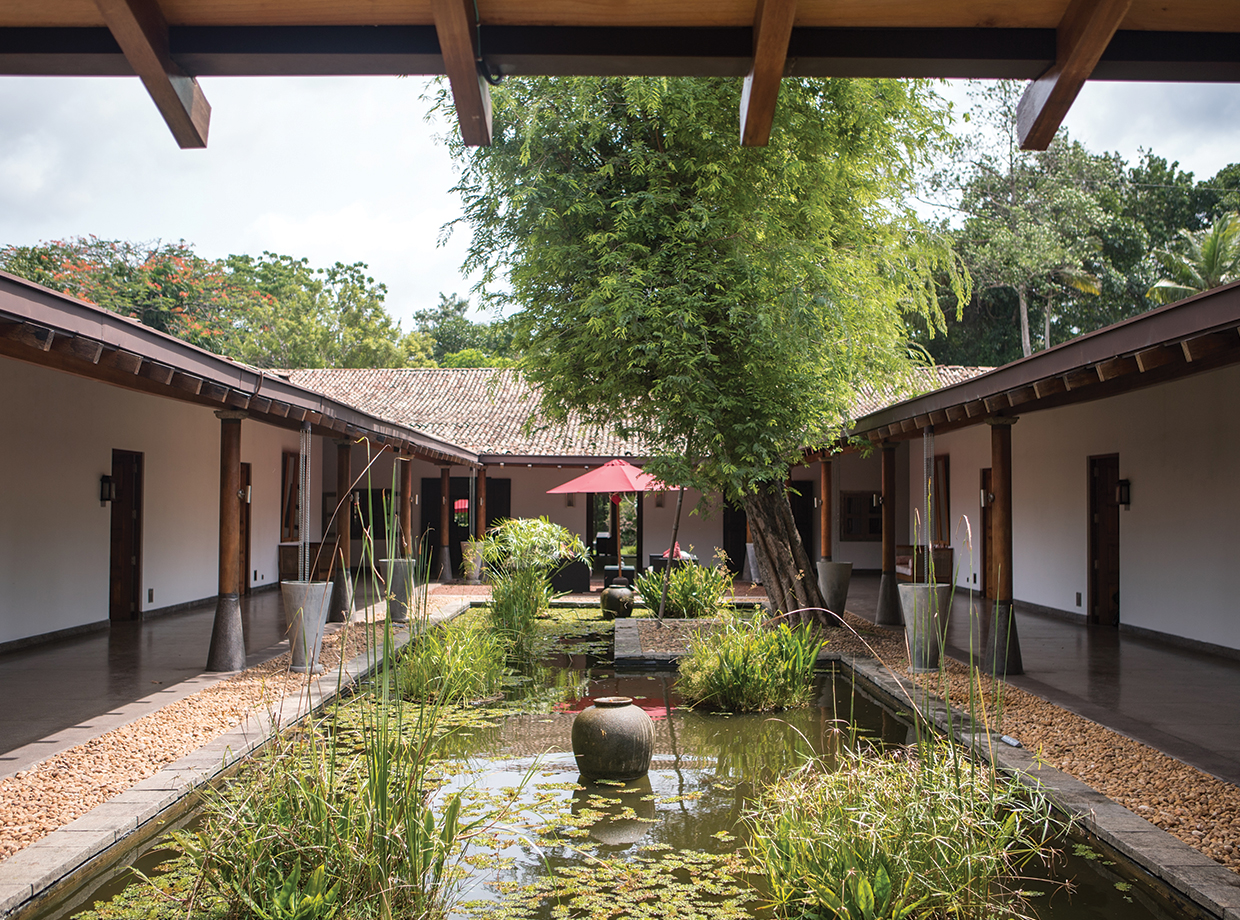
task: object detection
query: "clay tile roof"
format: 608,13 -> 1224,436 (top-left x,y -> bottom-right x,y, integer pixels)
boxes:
286,365 -> 990,458
848,365 -> 994,418
284,367 -> 655,457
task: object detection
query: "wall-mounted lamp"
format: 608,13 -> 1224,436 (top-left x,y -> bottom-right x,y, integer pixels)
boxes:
1116,479 -> 1131,508
100,474 -> 115,507
980,489 -> 994,508
566,492 -> 575,508
871,493 -> 884,508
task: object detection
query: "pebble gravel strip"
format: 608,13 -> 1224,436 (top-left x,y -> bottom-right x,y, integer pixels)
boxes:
0,595 -> 468,919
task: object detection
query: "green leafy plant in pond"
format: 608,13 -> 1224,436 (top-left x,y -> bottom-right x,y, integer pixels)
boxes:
747,740 -> 1061,920
633,554 -> 734,619
398,622 -> 505,704
480,517 -> 587,653
677,614 -> 823,711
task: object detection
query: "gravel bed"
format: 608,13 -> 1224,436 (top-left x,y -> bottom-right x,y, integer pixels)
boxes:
0,617 -> 398,863
638,612 -> 1240,874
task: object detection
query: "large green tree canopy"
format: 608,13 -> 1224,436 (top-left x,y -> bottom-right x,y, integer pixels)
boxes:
446,76 -> 967,612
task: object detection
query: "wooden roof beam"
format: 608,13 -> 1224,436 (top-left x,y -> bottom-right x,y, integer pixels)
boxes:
431,0 -> 491,146
739,0 -> 796,147
93,0 -> 211,148
1016,0 -> 1131,150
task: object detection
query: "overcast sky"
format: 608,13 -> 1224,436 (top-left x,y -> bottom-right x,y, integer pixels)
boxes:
2,75 -> 1239,330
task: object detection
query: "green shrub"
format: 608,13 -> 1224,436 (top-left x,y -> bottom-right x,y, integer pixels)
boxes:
480,517 -> 587,651
633,557 -> 734,618
747,741 -> 1061,920
398,623 -> 505,704
677,614 -> 823,711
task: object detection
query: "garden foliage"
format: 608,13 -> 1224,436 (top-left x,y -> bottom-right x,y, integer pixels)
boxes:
677,614 -> 823,711
632,557 -> 733,619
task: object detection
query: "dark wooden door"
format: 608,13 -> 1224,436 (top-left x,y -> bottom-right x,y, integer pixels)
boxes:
1089,454 -> 1121,627
721,503 -> 748,576
240,462 -> 252,595
109,450 -> 143,621
788,486 -> 813,561
981,468 -> 994,600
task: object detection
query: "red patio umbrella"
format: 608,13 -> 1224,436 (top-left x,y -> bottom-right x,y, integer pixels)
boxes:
548,460 -> 666,584
546,458 -> 664,494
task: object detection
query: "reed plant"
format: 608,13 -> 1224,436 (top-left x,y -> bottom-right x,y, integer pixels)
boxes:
480,517 -> 587,653
632,552 -> 733,619
747,739 -> 1059,920
677,613 -> 823,711
398,621 -> 505,704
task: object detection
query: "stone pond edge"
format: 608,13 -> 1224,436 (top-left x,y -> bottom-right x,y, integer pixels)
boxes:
0,601 -> 470,920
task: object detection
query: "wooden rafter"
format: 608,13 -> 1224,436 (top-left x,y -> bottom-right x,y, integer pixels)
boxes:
93,0 -> 210,148
739,0 -> 796,146
1016,0 -> 1131,150
431,0 -> 491,146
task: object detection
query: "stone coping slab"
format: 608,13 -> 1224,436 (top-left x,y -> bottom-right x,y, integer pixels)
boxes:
0,602 -> 468,920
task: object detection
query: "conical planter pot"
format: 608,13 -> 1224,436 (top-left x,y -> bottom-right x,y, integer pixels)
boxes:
899,582 -> 952,673
282,580 -> 332,674
816,560 -> 852,623
381,557 -> 416,623
461,541 -> 484,585
571,696 -> 654,780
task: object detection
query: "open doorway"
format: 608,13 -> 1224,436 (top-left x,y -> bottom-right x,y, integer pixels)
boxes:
1089,454 -> 1121,627
109,449 -> 143,621
240,462 -> 252,595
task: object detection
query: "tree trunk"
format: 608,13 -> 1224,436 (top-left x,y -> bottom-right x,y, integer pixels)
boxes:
1018,283 -> 1032,358
741,480 -> 826,615
1043,288 -> 1053,351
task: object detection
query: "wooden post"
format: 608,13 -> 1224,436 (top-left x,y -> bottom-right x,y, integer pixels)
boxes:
206,410 -> 246,671
875,443 -> 903,626
476,465 -> 487,539
330,440 -> 354,622
610,495 -> 621,583
437,466 -> 454,580
819,459 -> 832,561
399,456 -> 413,558
986,418 -> 1024,675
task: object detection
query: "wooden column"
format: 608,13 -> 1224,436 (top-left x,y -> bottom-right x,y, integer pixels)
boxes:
875,443 -> 903,626
476,465 -> 488,537
330,440 -> 354,622
206,410 -> 246,671
398,457 -> 413,558
437,466 -> 454,580
610,495 -> 622,584
819,459 -> 832,561
986,418 -> 1024,675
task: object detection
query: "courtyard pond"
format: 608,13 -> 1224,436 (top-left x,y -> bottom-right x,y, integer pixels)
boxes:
65,611 -> 1201,920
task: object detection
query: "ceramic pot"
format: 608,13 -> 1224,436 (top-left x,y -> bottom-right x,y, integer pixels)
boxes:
899,582 -> 952,673
381,557 -> 416,623
571,696 -> 655,780
816,560 -> 852,623
600,579 -> 634,620
282,580 -> 332,674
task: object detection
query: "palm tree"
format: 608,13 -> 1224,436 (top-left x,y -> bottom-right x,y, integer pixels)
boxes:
1147,212 -> 1240,304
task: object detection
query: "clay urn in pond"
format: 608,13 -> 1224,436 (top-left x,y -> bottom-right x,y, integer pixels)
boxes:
600,578 -> 634,620
571,696 -> 655,781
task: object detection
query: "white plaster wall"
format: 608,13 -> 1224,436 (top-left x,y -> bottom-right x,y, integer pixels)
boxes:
833,450 -> 884,569
927,362 -> 1240,650
639,488 -> 723,565
0,360 -> 208,642
240,422 -> 305,589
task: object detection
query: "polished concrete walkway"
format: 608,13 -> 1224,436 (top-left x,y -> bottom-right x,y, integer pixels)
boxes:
0,588 -> 296,774
848,573 -> 1240,785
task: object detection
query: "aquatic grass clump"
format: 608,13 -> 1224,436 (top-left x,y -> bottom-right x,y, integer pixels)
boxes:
678,615 -> 823,711
633,555 -> 734,619
398,622 -> 506,704
747,741 -> 1061,920
481,517 -> 587,653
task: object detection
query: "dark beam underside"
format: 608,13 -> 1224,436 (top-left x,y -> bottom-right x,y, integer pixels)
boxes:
2,26 -> 1237,81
